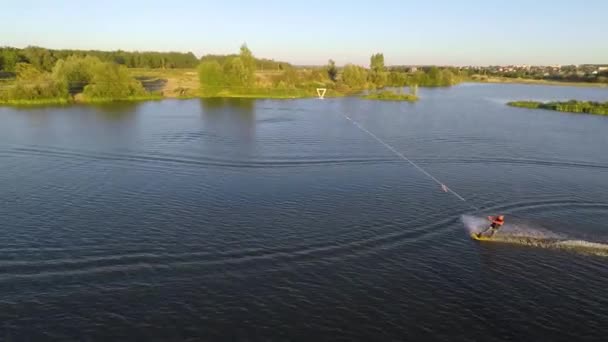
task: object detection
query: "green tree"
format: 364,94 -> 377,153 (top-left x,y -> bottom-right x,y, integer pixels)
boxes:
15,63 -> 43,80
1,46 -> 199,70
327,59 -> 338,82
7,63 -> 68,100
342,64 -> 367,89
281,68 -> 299,87
369,71 -> 388,88
369,53 -> 387,87
0,48 -> 20,72
412,70 -> 427,86
410,67 -> 459,87
21,46 -> 57,71
388,71 -> 407,86
198,60 -> 224,94
309,69 -> 327,83
83,63 -> 145,99
200,53 -> 292,71
52,55 -> 101,93
427,66 -> 441,85
223,57 -> 249,88
239,44 -> 256,86
370,53 -> 385,73
441,69 -> 456,86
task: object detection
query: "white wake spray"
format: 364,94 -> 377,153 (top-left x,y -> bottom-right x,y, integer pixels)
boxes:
461,215 -> 608,257
461,215 -> 489,235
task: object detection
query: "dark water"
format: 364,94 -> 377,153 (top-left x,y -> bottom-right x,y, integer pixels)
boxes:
1,84 -> 607,341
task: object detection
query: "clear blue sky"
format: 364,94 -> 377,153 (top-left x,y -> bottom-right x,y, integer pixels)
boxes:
2,0 -> 607,66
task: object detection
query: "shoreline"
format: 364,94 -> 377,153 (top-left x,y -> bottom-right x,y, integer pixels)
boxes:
0,94 -> 324,106
0,95 -> 164,107
2,80 -> 606,107
468,76 -> 608,88
507,100 -> 608,115
361,90 -> 418,102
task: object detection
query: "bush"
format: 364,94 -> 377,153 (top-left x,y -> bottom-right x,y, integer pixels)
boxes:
3,63 -> 68,101
83,63 -> 145,99
508,100 -> 608,115
342,64 -> 368,89
198,60 -> 224,95
362,90 -> 418,102
52,55 -> 101,93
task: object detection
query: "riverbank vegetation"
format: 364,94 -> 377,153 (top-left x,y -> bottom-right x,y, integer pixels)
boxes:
198,44 -> 335,99
507,100 -> 608,115
196,45 -> 464,99
1,43 -> 470,104
362,91 -> 418,102
3,45 -> 606,105
0,46 -> 198,72
0,54 -> 160,105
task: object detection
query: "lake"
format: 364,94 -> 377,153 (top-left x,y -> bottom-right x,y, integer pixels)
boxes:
1,84 -> 607,341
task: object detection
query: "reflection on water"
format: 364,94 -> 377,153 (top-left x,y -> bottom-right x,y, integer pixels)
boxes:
199,98 -> 256,143
88,101 -> 142,119
200,97 -> 256,114
7,101 -> 142,122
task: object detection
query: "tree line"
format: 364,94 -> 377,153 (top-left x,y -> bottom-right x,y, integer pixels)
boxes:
0,55 -> 151,103
0,46 -> 199,72
1,43 -> 466,103
197,44 -> 328,96
326,54 -> 463,90
200,54 -> 291,71
197,45 -> 257,95
198,47 -> 464,97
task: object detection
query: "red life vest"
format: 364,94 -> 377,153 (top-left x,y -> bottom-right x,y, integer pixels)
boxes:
492,217 -> 505,226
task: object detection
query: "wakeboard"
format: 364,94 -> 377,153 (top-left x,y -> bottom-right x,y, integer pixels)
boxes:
470,232 -> 493,241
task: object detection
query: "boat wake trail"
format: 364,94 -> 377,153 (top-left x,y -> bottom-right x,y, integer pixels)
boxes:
461,215 -> 608,257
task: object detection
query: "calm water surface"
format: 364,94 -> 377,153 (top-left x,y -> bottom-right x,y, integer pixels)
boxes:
1,84 -> 607,341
